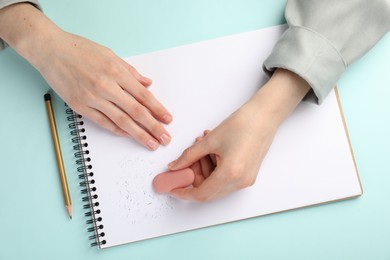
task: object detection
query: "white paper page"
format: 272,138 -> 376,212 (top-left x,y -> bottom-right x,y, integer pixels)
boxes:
78,25 -> 362,248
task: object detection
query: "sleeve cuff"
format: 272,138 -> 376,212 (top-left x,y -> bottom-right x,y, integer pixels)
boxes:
0,1 -> 42,50
263,26 -> 346,104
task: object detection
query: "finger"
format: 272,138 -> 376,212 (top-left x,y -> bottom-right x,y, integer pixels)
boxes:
94,99 -> 161,151
104,87 -> 172,145
134,86 -> 172,124
170,171 -> 225,202
120,59 -> 152,87
190,161 -> 205,187
199,156 -> 214,179
171,156 -> 247,202
81,106 -> 129,137
194,134 -> 215,178
121,93 -> 172,145
117,68 -> 172,124
209,154 -> 217,166
192,135 -> 211,181
201,130 -> 218,165
168,139 -> 212,171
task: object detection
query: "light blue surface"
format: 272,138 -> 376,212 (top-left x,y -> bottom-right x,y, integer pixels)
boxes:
0,1 -> 389,259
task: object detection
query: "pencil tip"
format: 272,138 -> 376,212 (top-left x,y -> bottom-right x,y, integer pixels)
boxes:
66,205 -> 73,220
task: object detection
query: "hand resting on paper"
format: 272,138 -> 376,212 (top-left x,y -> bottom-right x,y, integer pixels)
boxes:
168,69 -> 311,202
0,3 -> 172,151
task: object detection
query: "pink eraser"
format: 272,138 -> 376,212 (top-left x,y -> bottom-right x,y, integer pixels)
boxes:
152,168 -> 195,193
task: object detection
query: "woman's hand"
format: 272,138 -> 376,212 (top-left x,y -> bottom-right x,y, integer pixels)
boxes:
37,32 -> 172,151
0,3 -> 172,150
168,102 -> 277,202
168,68 -> 311,201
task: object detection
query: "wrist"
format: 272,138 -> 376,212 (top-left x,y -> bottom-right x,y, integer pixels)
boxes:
0,3 -> 61,67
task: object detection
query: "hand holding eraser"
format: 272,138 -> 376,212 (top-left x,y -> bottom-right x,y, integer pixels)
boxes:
152,168 -> 195,193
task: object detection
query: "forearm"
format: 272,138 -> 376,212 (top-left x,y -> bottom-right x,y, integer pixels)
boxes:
249,68 -> 311,130
0,3 -> 60,66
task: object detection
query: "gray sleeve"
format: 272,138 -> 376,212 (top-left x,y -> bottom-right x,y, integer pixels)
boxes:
263,0 -> 390,104
0,0 -> 42,50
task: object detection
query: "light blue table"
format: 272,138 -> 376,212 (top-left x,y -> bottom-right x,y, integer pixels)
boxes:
1,1 -> 389,259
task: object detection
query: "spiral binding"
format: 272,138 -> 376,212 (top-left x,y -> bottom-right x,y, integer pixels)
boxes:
66,105 -> 106,247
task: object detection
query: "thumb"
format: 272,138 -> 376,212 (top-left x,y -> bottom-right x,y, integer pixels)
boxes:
168,140 -> 211,171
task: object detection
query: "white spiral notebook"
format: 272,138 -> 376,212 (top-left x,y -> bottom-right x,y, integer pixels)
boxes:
67,25 -> 362,248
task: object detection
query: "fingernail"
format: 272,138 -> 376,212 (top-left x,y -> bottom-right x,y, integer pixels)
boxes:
160,134 -> 171,145
162,114 -> 172,123
147,140 -> 159,151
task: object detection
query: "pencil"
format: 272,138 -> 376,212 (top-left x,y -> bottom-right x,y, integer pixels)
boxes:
44,93 -> 72,219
